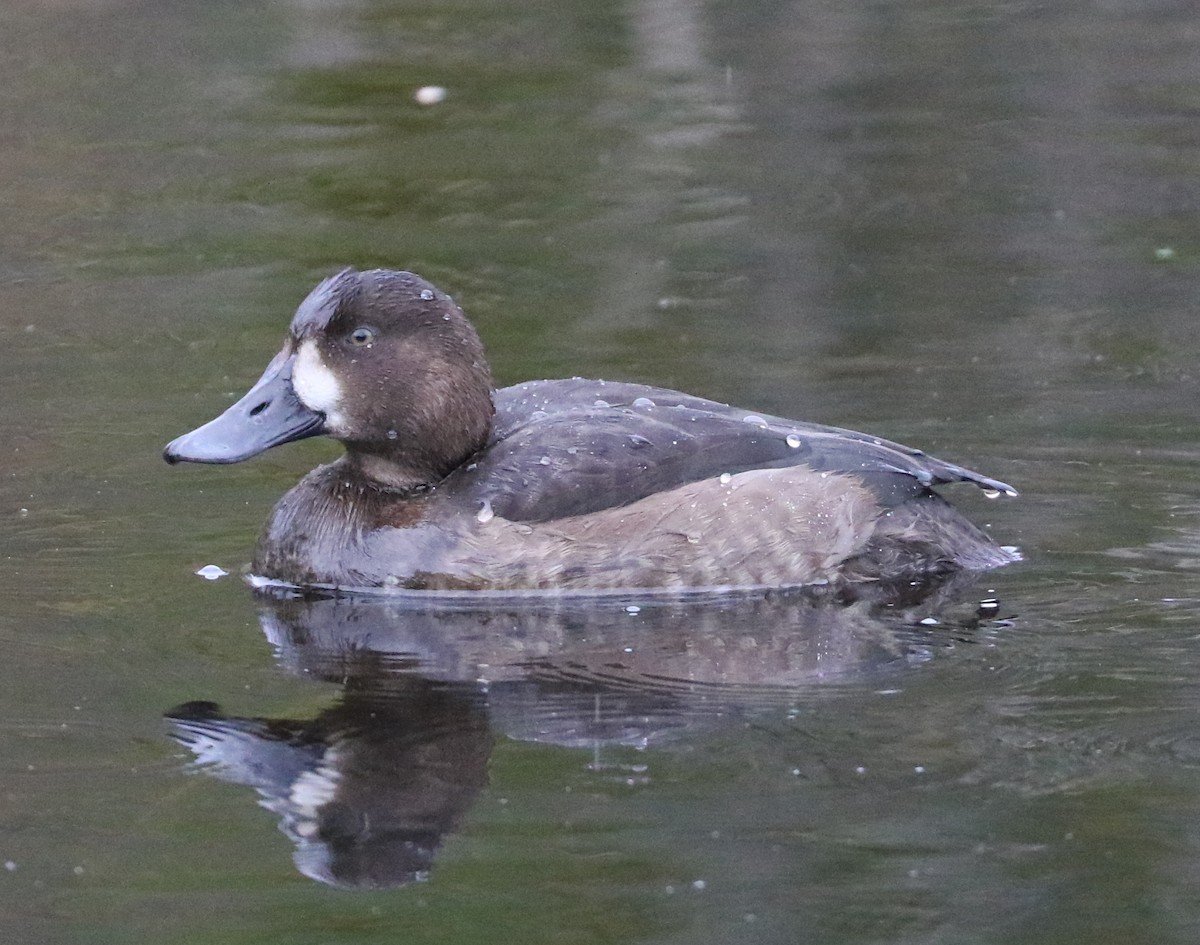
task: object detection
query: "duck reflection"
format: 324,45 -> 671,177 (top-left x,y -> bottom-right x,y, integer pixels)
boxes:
166,579 -> 1007,888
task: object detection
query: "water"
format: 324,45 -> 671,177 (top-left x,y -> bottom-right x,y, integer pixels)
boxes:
3,0 -> 1200,941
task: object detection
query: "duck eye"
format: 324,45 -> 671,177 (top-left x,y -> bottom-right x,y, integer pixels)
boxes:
347,326 -> 375,347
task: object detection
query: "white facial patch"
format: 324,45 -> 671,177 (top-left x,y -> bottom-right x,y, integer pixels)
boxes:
292,340 -> 347,432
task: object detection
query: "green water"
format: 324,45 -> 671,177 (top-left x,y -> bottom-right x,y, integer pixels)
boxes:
4,0 -> 1200,942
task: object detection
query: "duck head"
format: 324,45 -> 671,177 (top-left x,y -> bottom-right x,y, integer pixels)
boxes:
164,269 -> 495,490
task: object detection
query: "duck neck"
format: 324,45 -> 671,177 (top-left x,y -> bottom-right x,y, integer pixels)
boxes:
343,452 -> 444,494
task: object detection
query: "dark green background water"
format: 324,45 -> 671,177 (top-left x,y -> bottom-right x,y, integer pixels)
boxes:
4,0 -> 1200,941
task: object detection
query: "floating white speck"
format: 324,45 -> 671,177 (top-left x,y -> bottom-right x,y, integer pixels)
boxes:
414,85 -> 447,106
692,879 -> 706,891
195,565 -> 228,581
914,765 -> 926,774
4,861 -> 15,871
1154,246 -> 1176,261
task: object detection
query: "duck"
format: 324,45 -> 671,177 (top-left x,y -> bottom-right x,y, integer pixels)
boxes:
164,268 -> 1018,593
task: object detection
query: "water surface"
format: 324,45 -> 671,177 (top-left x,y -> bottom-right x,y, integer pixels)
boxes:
3,1 -> 1200,942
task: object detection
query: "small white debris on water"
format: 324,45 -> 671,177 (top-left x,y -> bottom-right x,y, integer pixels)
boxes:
855,766 -> 866,775
692,879 -> 706,891
476,499 -> 494,524
196,565 -> 228,581
419,288 -> 435,300
914,766 -> 926,774
786,434 -> 801,448
414,85 -> 447,106
1154,246 -> 1176,261
4,861 -> 15,872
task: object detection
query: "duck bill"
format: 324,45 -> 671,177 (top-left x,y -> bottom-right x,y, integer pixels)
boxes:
163,350 -> 324,464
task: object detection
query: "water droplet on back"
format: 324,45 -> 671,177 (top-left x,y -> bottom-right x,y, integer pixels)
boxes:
476,499 -> 494,523
594,399 -> 611,409
719,473 -> 732,485
632,397 -> 656,409
420,288 -> 435,301
538,456 -> 551,465
387,429 -> 398,440
785,434 -> 801,448
742,414 -> 768,427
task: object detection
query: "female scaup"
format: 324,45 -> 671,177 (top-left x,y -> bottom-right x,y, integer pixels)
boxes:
164,269 -> 1018,592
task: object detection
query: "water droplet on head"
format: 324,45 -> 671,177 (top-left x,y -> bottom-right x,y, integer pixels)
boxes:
476,499 -> 494,524
632,397 -> 656,409
742,414 -> 768,428
785,434 -> 801,448
419,288 -> 435,301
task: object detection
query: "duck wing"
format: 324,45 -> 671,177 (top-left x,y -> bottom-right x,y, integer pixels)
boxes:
443,379 -> 1015,524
